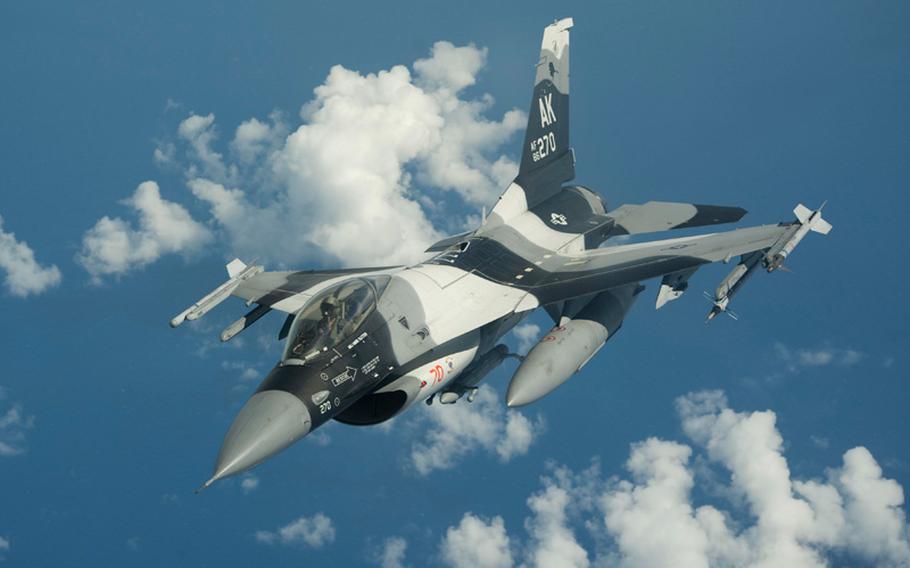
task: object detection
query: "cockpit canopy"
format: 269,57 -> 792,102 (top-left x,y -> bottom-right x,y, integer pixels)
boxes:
283,279 -> 377,364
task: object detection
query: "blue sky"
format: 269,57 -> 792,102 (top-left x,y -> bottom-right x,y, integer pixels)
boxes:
2,1 -> 909,566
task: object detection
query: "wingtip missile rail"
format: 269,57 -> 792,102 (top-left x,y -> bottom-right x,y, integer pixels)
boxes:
706,203 -> 832,322
169,259 -> 263,328
764,203 -> 832,273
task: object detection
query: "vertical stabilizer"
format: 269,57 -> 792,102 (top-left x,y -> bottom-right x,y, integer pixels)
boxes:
515,18 -> 575,207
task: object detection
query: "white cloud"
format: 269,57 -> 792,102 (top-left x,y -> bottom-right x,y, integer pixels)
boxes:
231,114 -> 287,165
411,42 -> 523,206
77,181 -> 211,282
241,475 -> 259,494
80,40 -> 523,278
177,113 -> 237,182
408,386 -> 543,476
832,447 -> 910,562
0,535 -> 8,551
221,361 -> 260,384
601,439 -> 714,568
798,349 -> 834,366
255,513 -> 335,549
375,536 -> 408,568
810,435 -> 830,449
434,391 -> 910,568
525,480 -> 589,568
413,41 -> 486,92
0,215 -> 61,297
774,342 -> 865,371
511,323 -> 540,354
153,141 -> 176,166
440,513 -> 513,568
0,390 -> 34,457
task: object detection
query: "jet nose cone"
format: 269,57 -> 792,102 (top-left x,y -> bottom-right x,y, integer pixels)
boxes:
209,390 -> 311,484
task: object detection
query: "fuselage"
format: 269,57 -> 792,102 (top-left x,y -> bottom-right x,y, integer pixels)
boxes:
207,258 -> 531,484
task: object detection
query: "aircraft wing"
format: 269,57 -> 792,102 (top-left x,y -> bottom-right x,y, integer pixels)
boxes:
605,201 -> 747,236
512,222 -> 797,305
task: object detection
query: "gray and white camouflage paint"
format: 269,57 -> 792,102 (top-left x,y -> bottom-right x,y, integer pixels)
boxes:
170,18 -> 832,487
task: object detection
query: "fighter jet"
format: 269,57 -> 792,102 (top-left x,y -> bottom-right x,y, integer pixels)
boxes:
171,18 -> 832,488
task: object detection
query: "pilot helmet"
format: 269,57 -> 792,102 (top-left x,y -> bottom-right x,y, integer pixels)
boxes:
320,299 -> 338,319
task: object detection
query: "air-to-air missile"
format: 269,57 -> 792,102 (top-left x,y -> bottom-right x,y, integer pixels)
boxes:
765,203 -> 832,272
170,259 -> 263,328
706,203 -> 832,321
705,251 -> 763,321
506,284 -> 643,407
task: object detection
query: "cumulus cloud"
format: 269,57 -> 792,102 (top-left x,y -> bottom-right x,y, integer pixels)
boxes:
440,513 -> 513,568
0,535 -> 8,550
177,113 -> 237,183
511,323 -> 540,354
153,141 -> 176,167
0,388 -> 35,457
77,181 -> 211,282
0,215 -> 61,297
255,513 -> 335,549
375,536 -> 408,568
240,475 -> 259,494
434,391 -> 910,568
80,40 -> 523,279
525,479 -> 589,568
408,386 -> 543,476
231,114 -> 288,166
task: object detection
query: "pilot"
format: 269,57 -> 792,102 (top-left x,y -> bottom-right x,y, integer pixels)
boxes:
289,299 -> 341,357
318,299 -> 341,342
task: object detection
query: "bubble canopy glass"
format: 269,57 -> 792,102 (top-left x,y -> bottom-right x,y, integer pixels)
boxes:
283,279 -> 377,364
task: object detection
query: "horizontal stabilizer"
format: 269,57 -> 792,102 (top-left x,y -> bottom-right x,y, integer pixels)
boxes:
606,201 -> 747,237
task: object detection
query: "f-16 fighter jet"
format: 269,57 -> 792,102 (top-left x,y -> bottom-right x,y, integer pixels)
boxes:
172,18 -> 832,488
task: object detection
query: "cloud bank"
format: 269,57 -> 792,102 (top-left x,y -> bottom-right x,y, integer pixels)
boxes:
437,391 -> 910,568
79,41 -> 523,280
0,215 -> 61,296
